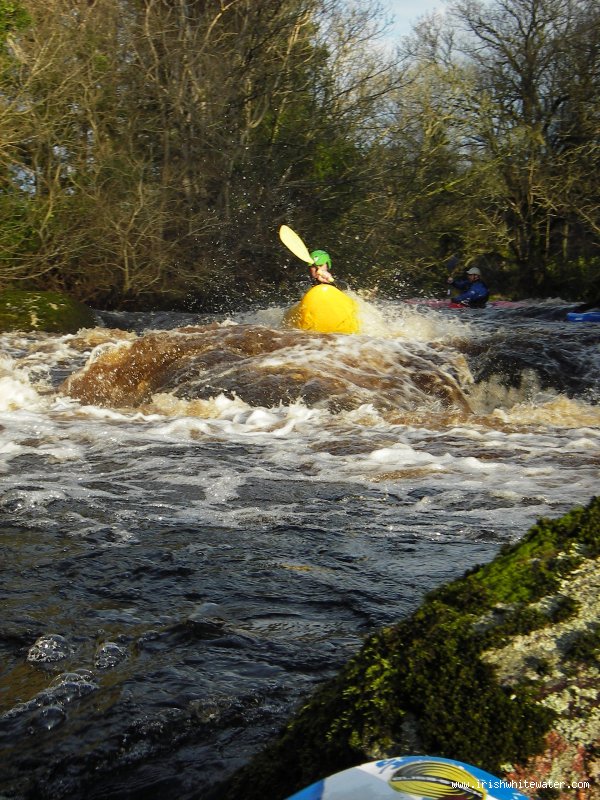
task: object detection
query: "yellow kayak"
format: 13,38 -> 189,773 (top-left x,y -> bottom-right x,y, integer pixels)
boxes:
284,284 -> 360,334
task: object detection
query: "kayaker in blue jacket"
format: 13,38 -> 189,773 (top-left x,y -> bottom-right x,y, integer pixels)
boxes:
447,267 -> 489,308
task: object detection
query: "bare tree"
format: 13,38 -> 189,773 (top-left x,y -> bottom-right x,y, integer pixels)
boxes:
449,0 -> 600,292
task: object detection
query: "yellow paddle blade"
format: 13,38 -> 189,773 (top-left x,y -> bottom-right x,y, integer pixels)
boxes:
279,225 -> 314,264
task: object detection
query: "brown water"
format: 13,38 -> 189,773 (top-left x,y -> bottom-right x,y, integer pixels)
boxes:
1,296 -> 598,799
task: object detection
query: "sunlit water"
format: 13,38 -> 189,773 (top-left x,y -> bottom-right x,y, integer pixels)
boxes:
1,295 -> 598,799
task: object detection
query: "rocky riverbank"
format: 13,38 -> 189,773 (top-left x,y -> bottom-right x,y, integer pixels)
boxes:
0,290 -> 97,333
213,498 -> 600,800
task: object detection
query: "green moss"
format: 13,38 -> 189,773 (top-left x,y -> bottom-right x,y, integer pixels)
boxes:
216,498 -> 599,800
564,626 -> 600,664
548,594 -> 580,623
0,290 -> 96,333
525,656 -> 552,676
474,594 -> 579,651
426,571 -> 491,611
384,604 -> 555,768
432,501 -> 598,612
480,605 -> 553,648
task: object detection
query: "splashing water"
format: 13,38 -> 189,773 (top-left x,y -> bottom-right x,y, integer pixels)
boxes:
0,296 -> 598,799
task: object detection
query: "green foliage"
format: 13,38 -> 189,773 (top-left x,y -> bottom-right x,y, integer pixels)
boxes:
0,0 -> 29,41
0,195 -> 38,257
0,0 -> 599,307
544,256 -> 600,301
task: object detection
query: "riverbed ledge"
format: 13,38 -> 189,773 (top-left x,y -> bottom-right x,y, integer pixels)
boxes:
217,497 -> 600,800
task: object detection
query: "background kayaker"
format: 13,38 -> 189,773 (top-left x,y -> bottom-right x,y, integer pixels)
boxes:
309,250 -> 335,284
448,266 -> 489,307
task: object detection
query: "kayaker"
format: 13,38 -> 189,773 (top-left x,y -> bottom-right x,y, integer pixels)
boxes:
309,250 -> 335,285
448,267 -> 489,308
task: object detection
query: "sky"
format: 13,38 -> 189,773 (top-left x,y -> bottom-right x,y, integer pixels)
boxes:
378,0 -> 445,40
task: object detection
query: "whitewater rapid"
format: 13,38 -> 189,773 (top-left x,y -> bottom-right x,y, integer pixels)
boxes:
0,295 -> 598,799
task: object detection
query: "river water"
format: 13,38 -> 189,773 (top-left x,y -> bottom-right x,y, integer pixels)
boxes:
1,295 -> 598,799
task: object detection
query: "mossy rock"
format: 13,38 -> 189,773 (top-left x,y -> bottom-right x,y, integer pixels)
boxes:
0,290 -> 97,334
214,497 -> 600,800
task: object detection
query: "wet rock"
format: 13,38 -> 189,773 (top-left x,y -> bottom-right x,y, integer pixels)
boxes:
61,324 -> 472,413
0,290 -> 97,333
217,497 -> 600,800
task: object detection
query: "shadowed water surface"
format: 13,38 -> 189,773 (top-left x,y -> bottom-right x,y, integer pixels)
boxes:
1,296 -> 598,798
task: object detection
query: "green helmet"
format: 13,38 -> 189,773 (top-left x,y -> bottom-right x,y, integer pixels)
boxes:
310,250 -> 332,268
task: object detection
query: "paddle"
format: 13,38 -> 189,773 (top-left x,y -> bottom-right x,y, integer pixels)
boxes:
279,225 -> 314,264
445,254 -> 459,297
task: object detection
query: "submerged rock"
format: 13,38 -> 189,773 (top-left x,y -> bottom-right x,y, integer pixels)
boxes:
216,497 -> 600,800
0,290 -> 97,333
60,324 -> 472,413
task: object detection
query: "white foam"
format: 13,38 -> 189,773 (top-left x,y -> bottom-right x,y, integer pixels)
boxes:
0,359 -> 45,411
354,297 -> 474,342
0,302 -> 597,544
